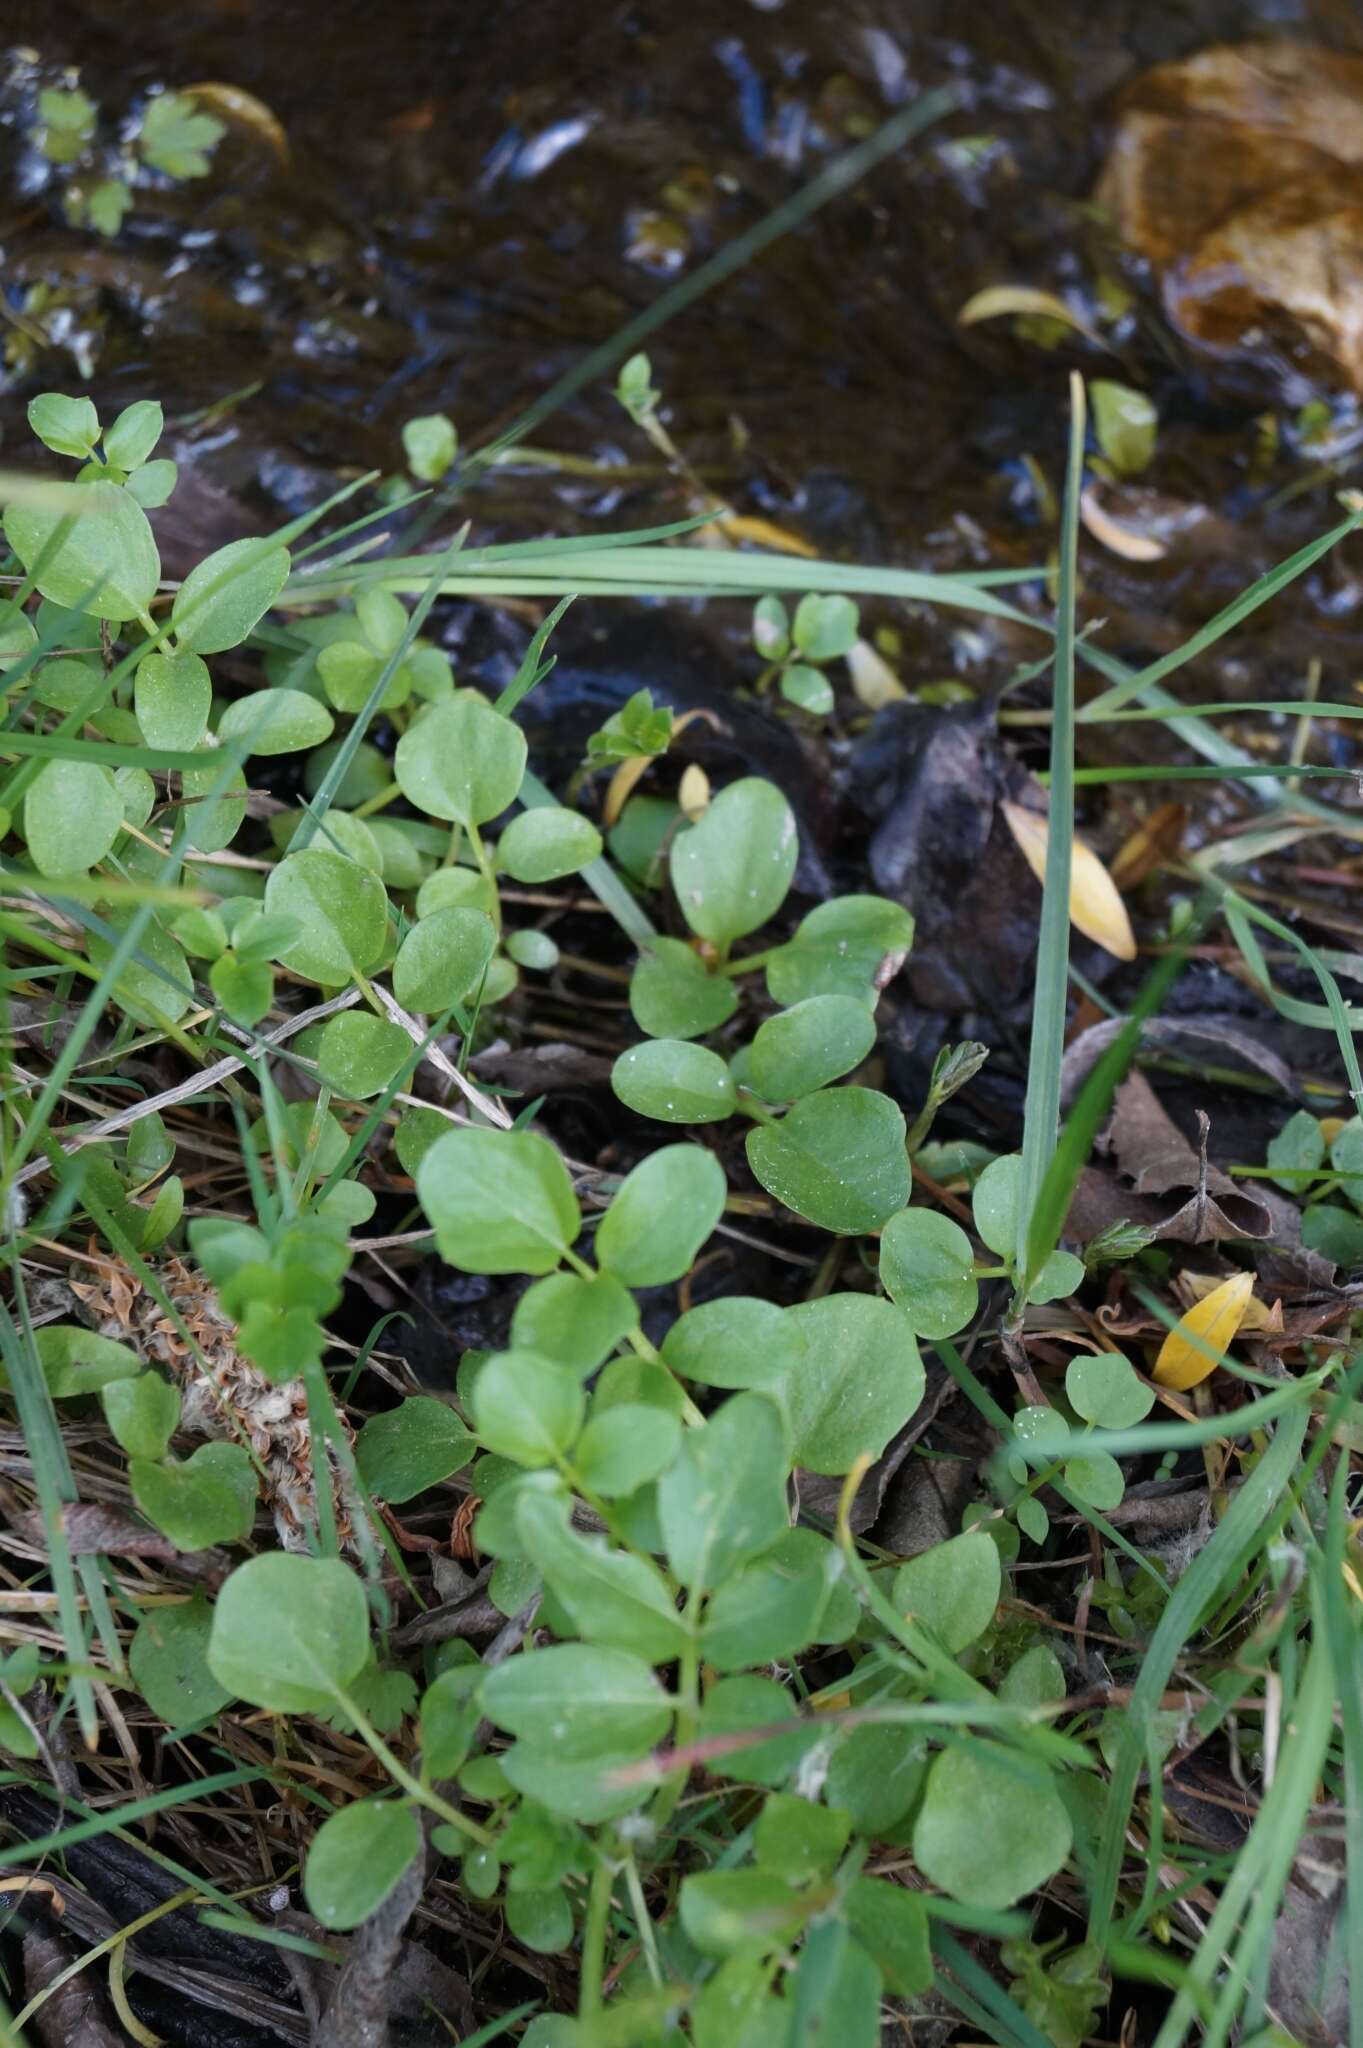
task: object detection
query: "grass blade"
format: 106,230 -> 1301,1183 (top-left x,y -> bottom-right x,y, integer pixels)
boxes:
1015,372 -> 1084,1291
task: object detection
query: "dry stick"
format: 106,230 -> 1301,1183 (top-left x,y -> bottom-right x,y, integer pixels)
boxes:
369,982 -> 510,1128
12,977 -> 512,1197
9,992 -> 362,1192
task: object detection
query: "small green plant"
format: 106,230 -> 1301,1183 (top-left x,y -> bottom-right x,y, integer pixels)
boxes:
29,78 -> 224,236
1266,1108 -> 1363,1265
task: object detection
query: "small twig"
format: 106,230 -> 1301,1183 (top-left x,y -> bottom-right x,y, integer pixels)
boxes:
369,984 -> 510,1127
9,991 -> 362,1191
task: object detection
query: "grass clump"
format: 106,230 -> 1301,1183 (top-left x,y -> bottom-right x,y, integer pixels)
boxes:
0,357 -> 1358,2048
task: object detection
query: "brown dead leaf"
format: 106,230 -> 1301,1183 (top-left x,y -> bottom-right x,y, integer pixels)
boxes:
1109,802 -> 1188,889
1066,1069 -> 1273,1244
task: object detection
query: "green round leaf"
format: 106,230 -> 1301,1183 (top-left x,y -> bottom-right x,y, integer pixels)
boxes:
217,688 -> 334,756
766,895 -> 914,1008
481,1642 -> 671,1759
506,928 -> 558,971
671,778 -> 798,945
28,392 -> 100,459
658,1391 -> 791,1590
101,1371 -> 180,1460
746,1087 -> 908,1233
893,1530 -> 1000,1652
403,413 -> 457,482
392,906 -> 495,1013
1266,1109 -> 1325,1194
1090,380 -> 1158,477
104,399 -> 164,471
783,1293 -> 924,1474
511,1271 -> 637,1378
4,482 -> 160,621
317,639 -> 409,715
971,1153 -> 1020,1260
1331,1118 -> 1363,1208
472,1349 -> 585,1466
793,592 -> 859,661
596,1143 -> 726,1286
304,1800 -> 422,1931
695,1673 -> 807,1786
779,663 -> 834,716
172,537 -> 290,654
130,1441 -> 256,1551
1301,1202 -> 1363,1264
135,651 -> 211,751
416,864 -> 498,918
34,1325 -> 142,1397
129,1594 -> 234,1724
181,752 -> 247,853
701,1537 -> 839,1672
1000,1645 -> 1066,1708
126,459 -> 178,509
572,1403 -> 681,1497
629,937 -> 738,1041
355,1398 -> 475,1502
309,1011 -> 411,1097
88,911 -> 194,1025
1026,1248 -> 1086,1304
612,1039 -> 737,1124
913,1742 -> 1071,1908
0,611 -> 38,671
1064,1352 -> 1153,1429
264,849 -> 388,985
23,760 -> 122,875
661,1297 -> 800,1390
879,1207 -> 979,1338
116,765 -> 157,833
394,693 -> 527,826
417,1126 -> 581,1274
208,1552 -> 371,1714
1062,1450 -> 1125,1511
499,806 -> 603,884
750,995 -> 876,1101
506,1887 -> 575,1954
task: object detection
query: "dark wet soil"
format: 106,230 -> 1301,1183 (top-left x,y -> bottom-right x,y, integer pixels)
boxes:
7,0 -> 1363,692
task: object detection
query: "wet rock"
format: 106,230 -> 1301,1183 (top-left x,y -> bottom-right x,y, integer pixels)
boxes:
1097,41 -> 1363,398
851,698 -> 1039,1012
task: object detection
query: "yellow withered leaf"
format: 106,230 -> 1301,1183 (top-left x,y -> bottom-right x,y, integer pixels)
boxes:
846,638 -> 907,709
1152,1271 -> 1255,1390
957,285 -> 1105,348
1001,801 -> 1138,961
678,764 -> 711,820
1177,1270 -> 1280,1334
1080,488 -> 1168,561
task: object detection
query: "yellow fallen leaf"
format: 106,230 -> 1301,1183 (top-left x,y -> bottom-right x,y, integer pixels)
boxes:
846,638 -> 907,709
678,763 -> 710,820
957,285 -> 1105,348
1001,800 -> 1138,961
185,82 -> 290,162
1319,1115 -> 1347,1144
711,512 -> 818,557
603,753 -> 651,828
1178,1270 -> 1280,1333
1152,1271 -> 1255,1390
1080,488 -> 1168,562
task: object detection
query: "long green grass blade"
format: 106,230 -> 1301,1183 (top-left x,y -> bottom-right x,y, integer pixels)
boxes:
1015,373 -> 1084,1290
1087,1401 -> 1307,1939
